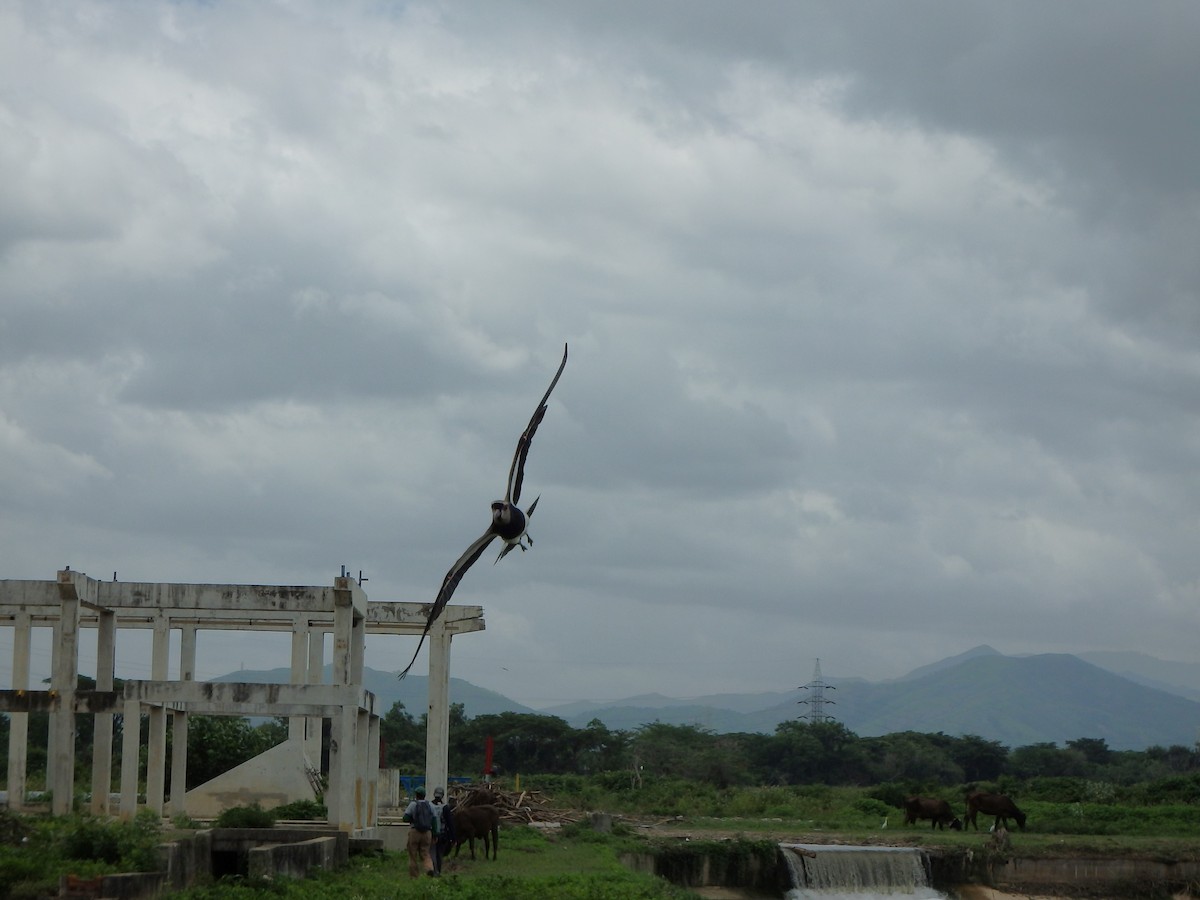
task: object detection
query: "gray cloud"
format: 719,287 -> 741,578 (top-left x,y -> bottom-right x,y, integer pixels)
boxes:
1,1 -> 1197,706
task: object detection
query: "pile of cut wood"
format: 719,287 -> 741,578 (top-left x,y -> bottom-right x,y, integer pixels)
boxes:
447,781 -> 583,825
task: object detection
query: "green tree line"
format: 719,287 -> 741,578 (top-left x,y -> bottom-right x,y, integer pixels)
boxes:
380,701 -> 1200,799
5,689 -> 1200,804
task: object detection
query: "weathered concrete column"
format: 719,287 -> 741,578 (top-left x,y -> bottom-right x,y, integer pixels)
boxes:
366,711 -> 380,830
145,613 -> 170,816
305,627 -> 324,767
327,588 -> 351,823
331,586 -> 354,687
289,621 -> 308,744
350,608 -> 365,685
169,625 -> 196,817
424,621 -> 452,799
50,570 -> 82,815
119,696 -> 141,820
328,702 -> 357,832
91,609 -> 116,815
328,576 -> 368,832
5,611 -> 32,810
355,708 -> 370,830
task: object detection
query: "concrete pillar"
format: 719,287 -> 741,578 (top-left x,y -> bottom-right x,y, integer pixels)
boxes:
424,621 -> 452,799
169,626 -> 196,817
332,594 -> 353,687
50,573 -> 81,815
366,712 -> 380,829
305,628 -> 324,768
328,580 -> 355,829
120,697 -> 141,820
355,709 -> 368,830
5,611 -> 31,810
350,610 -> 365,685
328,703 -> 357,832
146,613 -> 169,816
91,609 -> 116,815
45,623 -> 58,798
289,622 -> 307,744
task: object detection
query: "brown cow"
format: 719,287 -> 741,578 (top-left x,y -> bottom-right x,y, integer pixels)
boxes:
451,803 -> 500,860
903,796 -> 962,830
965,791 -> 1027,831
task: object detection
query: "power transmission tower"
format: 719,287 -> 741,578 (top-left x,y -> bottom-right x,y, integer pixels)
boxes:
798,658 -> 837,723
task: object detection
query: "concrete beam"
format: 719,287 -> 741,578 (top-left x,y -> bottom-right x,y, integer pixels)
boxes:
95,580 -> 345,614
126,680 -> 375,713
4,590 -> 485,636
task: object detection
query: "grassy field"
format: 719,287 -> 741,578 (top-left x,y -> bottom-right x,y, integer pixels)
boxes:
5,791 -> 1200,898
165,820 -> 1200,899
174,824 -> 698,899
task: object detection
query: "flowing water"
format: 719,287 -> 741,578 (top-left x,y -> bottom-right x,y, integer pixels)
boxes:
781,843 -> 951,899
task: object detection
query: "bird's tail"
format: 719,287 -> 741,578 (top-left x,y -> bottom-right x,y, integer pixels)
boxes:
397,627 -> 432,680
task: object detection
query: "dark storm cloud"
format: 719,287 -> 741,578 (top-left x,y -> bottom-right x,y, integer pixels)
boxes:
1,1 -> 1197,704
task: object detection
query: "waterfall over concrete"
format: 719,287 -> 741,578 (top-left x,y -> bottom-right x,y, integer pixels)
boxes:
781,844 -> 949,899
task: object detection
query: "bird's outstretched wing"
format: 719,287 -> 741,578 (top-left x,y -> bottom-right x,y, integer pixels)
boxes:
397,529 -> 497,679
505,343 -> 568,505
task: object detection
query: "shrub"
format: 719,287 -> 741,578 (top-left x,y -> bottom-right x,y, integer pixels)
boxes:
215,803 -> 276,828
0,848 -> 46,899
853,797 -> 892,819
38,810 -> 164,876
866,782 -> 913,810
1139,774 -> 1200,805
0,809 -> 30,846
724,786 -> 801,818
1084,780 -> 1118,804
271,799 -> 327,820
62,818 -> 123,864
1026,776 -> 1087,803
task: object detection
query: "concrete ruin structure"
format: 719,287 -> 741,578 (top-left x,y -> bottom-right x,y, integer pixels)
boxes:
0,568 -> 483,834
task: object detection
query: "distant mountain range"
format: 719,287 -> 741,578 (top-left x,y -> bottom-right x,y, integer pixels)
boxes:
215,646 -> 1200,752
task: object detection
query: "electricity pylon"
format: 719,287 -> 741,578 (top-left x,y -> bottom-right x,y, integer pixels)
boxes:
798,657 -> 837,723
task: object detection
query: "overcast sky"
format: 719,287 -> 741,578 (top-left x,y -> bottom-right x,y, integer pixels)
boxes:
2,1 -> 1198,710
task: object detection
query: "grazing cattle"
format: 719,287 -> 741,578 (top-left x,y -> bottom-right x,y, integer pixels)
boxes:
965,792 -> 1027,831
451,803 -> 500,860
903,796 -> 962,831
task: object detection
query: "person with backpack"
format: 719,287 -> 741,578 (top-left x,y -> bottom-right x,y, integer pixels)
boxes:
402,786 -> 438,877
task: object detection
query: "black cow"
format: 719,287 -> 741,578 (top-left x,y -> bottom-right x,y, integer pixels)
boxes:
965,792 -> 1027,831
451,803 -> 500,860
903,796 -> 962,830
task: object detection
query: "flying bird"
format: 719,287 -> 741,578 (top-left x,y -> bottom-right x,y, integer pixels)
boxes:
398,343 -> 568,679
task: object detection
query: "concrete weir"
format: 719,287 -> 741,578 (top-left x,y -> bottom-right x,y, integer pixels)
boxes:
628,841 -> 1200,898
53,827 -> 355,899
957,853 -> 1200,897
782,843 -> 937,896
